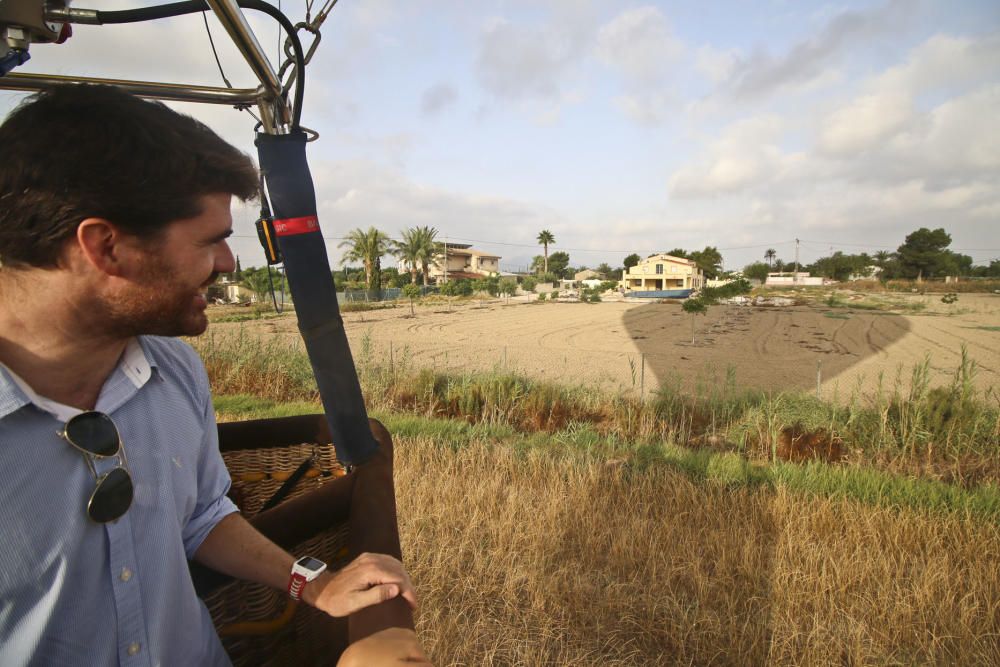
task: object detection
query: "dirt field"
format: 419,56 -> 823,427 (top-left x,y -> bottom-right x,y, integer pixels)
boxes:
220,293 -> 999,397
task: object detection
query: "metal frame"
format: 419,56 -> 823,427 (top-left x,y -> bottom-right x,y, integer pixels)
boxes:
0,0 -> 289,133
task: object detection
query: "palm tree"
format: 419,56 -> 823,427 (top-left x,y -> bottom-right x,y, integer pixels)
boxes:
394,226 -> 442,285
339,227 -> 392,291
393,228 -> 423,284
764,248 -> 776,268
873,250 -> 890,267
536,230 -> 555,275
414,226 -> 442,286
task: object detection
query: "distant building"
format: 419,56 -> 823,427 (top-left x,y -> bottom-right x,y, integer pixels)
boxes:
619,254 -> 704,291
403,243 -> 501,283
765,272 -> 824,286
574,269 -> 600,282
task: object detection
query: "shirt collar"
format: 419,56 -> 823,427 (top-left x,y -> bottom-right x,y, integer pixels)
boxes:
0,338 -> 156,422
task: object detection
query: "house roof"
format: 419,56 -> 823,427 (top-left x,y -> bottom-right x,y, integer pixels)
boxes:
442,271 -> 484,280
448,247 -> 501,259
646,254 -> 697,266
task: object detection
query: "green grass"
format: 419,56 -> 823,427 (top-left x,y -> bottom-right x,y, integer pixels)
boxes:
213,393 -> 320,421
823,311 -> 850,319
212,396 -> 1000,523
964,325 -> 1000,332
196,331 -> 1000,483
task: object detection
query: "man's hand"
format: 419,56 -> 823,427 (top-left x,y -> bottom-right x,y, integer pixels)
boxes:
337,628 -> 433,666
305,552 -> 418,618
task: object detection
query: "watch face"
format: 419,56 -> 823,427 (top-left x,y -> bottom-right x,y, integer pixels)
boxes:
297,556 -> 325,572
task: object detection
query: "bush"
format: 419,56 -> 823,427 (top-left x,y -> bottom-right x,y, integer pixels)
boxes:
536,292 -> 547,302
402,283 -> 422,300
521,276 -> 538,292
440,279 -> 474,297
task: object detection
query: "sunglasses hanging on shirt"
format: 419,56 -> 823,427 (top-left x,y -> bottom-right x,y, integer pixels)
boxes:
58,411 -> 134,523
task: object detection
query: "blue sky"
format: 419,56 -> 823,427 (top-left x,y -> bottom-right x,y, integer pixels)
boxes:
3,0 -> 999,272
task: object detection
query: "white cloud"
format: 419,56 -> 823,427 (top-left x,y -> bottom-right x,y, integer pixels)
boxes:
695,45 -> 737,84
668,116 -> 796,197
310,159 -> 563,254
596,6 -> 684,125
818,91 -> 913,155
714,0 -> 906,101
421,83 -> 458,116
475,16 -> 587,102
596,7 -> 684,84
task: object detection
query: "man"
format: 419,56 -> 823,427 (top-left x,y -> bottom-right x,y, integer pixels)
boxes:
0,85 -> 429,665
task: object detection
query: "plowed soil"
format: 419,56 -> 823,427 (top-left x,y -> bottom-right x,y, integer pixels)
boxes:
220,293 -> 1000,396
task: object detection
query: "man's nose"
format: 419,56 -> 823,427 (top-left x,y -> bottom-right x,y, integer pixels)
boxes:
216,240 -> 236,274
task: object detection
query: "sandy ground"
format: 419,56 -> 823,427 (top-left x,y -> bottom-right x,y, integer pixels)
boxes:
220,293 -> 999,398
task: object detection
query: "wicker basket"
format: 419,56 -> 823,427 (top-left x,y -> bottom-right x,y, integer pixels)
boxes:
193,414 -> 352,666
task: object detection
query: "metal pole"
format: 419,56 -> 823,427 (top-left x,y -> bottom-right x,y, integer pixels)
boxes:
206,0 -> 281,98
0,72 -> 262,106
816,359 -> 822,399
794,238 -> 800,284
640,353 -> 646,399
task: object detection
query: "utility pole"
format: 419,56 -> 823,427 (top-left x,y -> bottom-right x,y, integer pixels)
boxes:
794,238 -> 800,284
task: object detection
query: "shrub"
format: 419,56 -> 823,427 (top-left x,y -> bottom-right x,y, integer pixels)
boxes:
521,276 -> 538,292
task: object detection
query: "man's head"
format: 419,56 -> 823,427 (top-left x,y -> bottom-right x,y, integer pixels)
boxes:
0,84 -> 259,336
0,84 -> 258,269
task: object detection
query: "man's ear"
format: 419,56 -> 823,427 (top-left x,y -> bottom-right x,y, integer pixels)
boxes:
76,218 -> 130,277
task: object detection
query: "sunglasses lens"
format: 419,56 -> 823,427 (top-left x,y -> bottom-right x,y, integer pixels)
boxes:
66,412 -> 120,457
88,467 -> 134,523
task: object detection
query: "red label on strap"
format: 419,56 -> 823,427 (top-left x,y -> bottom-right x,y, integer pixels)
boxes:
273,215 -> 320,236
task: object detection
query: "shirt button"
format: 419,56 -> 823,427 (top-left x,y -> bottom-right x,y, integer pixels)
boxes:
128,642 -> 141,656
120,568 -> 133,582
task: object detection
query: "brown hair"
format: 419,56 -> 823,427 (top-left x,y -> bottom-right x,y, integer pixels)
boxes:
0,84 -> 259,268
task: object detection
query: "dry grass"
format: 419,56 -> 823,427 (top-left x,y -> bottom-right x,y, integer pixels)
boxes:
396,437 -> 1000,666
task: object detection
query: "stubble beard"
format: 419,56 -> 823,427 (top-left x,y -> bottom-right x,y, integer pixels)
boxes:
102,258 -> 214,339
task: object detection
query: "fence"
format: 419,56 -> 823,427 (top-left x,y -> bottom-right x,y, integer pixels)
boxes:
338,286 -> 439,303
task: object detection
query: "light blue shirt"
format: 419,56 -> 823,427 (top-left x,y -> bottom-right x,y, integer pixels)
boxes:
0,336 -> 238,666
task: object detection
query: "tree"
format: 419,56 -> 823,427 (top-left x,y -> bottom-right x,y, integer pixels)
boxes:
393,229 -> 422,284
531,251 -> 569,278
666,248 -> 689,259
743,262 -> 770,283
808,251 -> 869,282
536,229 -> 555,274
241,266 -> 272,303
234,255 -> 243,281
689,246 -> 723,279
764,248 -> 776,268
547,251 -> 571,278
681,298 -> 708,344
339,227 -> 392,291
897,227 -> 952,281
873,250 -> 891,268
393,225 -> 441,286
499,278 -> 518,303
595,262 -> 614,280
402,283 -> 422,316
623,253 -> 641,271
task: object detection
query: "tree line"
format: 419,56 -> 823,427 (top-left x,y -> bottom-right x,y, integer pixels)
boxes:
741,228 -> 998,283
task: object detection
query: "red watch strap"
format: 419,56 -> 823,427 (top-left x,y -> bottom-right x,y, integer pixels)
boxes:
287,571 -> 309,600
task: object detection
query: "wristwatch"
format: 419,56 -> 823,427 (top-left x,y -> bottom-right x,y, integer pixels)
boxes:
287,555 -> 328,600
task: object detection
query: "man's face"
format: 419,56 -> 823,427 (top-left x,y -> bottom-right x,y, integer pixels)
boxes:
109,193 -> 236,338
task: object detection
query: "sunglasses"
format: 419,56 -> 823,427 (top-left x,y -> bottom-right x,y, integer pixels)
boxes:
58,411 -> 134,523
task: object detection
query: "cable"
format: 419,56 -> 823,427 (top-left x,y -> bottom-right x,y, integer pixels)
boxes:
95,0 -> 305,128
202,12 -> 233,88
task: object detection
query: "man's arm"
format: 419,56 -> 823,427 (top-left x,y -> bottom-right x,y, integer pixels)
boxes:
193,512 -> 418,617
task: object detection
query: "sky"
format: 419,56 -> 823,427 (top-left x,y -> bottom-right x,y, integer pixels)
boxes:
2,0 -> 999,273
